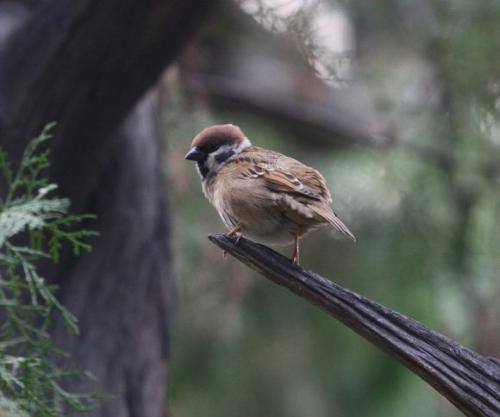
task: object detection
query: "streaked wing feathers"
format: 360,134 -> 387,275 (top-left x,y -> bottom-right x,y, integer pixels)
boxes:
263,170 -> 322,201
237,149 -> 329,202
222,147 -> 355,241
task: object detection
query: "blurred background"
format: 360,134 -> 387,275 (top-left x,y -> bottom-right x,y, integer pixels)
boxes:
1,0 -> 499,416
165,1 -> 500,417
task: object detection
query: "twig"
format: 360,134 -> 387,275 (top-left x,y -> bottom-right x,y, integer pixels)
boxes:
209,234 -> 500,417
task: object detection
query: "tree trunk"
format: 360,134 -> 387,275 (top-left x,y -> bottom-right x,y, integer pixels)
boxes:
48,90 -> 172,417
0,1 -> 217,416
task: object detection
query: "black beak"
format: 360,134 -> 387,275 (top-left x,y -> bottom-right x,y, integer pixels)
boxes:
184,148 -> 205,161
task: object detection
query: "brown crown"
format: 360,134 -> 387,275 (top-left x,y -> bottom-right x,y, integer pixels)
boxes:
191,124 -> 246,151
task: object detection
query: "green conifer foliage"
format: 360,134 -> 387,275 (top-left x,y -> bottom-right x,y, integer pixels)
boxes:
0,124 -> 100,416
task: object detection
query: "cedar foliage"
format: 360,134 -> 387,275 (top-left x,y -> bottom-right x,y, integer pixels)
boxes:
0,124 -> 99,416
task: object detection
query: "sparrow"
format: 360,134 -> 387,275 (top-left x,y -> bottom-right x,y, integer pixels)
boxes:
185,124 -> 355,265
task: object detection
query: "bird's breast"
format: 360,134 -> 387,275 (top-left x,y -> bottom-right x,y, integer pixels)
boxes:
206,174 -> 322,245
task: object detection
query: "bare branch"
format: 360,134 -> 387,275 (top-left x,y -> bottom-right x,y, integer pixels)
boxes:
209,233 -> 500,417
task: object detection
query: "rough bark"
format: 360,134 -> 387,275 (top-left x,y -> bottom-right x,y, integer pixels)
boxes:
210,234 -> 500,417
48,91 -> 172,417
0,1 -> 217,416
0,0 -> 215,211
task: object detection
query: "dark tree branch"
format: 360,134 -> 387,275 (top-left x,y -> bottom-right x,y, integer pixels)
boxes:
209,234 -> 500,417
0,0 -> 217,211
183,71 -> 384,148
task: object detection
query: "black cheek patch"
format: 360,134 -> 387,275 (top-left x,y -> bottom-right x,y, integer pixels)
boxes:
215,149 -> 235,164
197,160 -> 209,178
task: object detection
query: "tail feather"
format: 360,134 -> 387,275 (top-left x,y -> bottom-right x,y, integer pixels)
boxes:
313,207 -> 356,242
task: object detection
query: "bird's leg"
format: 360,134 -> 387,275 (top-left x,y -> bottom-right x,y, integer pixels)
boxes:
291,233 -> 300,265
227,225 -> 242,242
224,225 -> 242,258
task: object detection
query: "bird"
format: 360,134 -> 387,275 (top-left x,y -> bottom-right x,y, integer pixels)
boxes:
185,124 -> 355,265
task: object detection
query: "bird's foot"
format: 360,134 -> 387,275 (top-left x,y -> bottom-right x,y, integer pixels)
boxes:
223,226 -> 242,259
291,233 -> 300,266
226,226 -> 242,244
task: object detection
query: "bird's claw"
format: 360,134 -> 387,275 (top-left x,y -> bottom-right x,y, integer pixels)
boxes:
226,227 -> 242,244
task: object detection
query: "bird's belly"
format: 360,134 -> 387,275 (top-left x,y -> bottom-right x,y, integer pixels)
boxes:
242,212 -> 294,244
211,178 -> 323,245
244,226 -> 296,245
223,200 -> 316,245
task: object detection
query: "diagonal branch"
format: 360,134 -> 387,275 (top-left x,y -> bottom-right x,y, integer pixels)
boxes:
209,234 -> 500,417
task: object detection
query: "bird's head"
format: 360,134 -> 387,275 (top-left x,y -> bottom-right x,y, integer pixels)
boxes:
185,124 -> 252,179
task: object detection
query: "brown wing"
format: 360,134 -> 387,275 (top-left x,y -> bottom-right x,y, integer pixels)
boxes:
250,165 -> 323,201
235,147 -> 331,202
270,153 -> 355,240
273,155 -> 332,203
228,147 -> 355,241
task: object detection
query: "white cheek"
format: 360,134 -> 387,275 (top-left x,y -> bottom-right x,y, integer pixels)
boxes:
206,154 -> 218,172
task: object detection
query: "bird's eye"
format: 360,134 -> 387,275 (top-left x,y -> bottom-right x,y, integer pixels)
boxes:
200,143 -> 219,154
